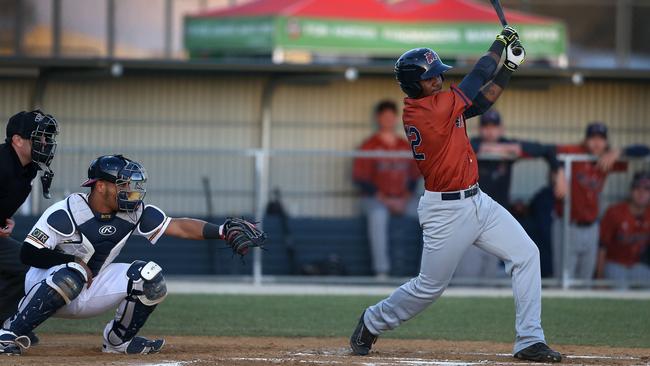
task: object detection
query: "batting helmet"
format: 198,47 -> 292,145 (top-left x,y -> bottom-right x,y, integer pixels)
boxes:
394,48 -> 452,98
82,154 -> 147,212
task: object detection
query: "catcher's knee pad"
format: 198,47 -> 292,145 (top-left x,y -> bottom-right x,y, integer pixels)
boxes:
4,263 -> 87,335
47,262 -> 87,303
126,260 -> 167,306
104,261 -> 166,346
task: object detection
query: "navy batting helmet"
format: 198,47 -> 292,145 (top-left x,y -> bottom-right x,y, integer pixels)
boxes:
394,48 -> 452,98
82,154 -> 147,212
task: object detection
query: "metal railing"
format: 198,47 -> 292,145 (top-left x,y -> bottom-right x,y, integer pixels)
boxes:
26,147 -> 650,288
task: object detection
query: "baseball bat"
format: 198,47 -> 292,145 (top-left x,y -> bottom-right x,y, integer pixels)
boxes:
489,0 -> 523,56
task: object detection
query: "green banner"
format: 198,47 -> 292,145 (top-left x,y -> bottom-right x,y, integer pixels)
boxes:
276,18 -> 566,57
185,16 -> 566,58
185,17 -> 276,54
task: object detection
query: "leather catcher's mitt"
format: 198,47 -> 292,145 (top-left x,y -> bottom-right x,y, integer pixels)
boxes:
221,217 -> 267,256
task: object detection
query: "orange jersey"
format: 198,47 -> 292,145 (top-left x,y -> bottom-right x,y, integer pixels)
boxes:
600,202 -> 650,267
555,144 -> 627,223
402,85 -> 476,192
352,133 -> 420,198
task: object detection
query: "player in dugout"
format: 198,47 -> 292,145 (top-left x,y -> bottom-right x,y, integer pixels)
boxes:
553,122 -> 650,282
596,171 -> 650,289
353,100 -> 421,279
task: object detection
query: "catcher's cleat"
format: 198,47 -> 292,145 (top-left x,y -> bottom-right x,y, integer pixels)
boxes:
350,310 -> 378,356
102,336 -> 165,355
0,330 -> 31,355
514,342 -> 562,363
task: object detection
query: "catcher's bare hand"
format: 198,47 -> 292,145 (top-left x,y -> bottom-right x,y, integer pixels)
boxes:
220,217 -> 267,257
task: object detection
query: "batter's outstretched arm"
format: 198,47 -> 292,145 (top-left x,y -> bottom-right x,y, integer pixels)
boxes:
457,51 -> 500,101
463,66 -> 513,119
457,27 -> 515,100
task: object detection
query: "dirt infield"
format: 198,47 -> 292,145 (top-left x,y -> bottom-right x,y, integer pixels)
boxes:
2,335 -> 649,366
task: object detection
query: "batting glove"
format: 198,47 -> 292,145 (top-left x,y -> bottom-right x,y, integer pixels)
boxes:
496,26 -> 519,46
504,40 -> 526,71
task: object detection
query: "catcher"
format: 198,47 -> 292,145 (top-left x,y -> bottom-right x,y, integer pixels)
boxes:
0,154 -> 266,355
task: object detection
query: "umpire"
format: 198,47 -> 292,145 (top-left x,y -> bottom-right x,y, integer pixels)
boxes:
0,110 -> 58,340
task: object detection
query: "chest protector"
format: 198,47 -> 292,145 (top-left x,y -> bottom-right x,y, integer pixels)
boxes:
65,194 -> 143,276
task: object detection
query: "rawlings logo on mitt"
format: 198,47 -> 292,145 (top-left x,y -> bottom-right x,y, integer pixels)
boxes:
221,217 -> 267,257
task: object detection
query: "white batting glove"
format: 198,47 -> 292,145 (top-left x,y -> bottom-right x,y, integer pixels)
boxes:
504,40 -> 526,71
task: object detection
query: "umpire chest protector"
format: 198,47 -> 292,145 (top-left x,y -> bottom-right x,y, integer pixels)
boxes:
51,194 -> 144,275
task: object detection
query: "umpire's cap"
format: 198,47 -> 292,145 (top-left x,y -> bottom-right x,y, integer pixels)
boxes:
6,110 -> 57,142
395,48 -> 452,98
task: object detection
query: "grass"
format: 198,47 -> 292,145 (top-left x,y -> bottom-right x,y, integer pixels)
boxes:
38,294 -> 650,348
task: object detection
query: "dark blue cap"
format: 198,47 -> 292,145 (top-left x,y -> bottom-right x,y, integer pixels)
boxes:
585,122 -> 608,139
631,171 -> 650,189
480,109 -> 501,126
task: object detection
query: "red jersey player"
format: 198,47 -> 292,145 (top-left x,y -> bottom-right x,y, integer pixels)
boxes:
353,100 -> 420,278
349,28 -> 562,363
553,123 -> 627,281
597,172 -> 650,288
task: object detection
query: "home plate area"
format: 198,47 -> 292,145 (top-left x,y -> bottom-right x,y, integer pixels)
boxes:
5,335 -> 648,366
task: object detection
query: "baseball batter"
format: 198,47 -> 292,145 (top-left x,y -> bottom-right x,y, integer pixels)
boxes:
350,28 -> 562,363
0,155 -> 265,355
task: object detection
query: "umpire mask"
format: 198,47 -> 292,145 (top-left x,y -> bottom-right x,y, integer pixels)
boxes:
31,111 -> 59,168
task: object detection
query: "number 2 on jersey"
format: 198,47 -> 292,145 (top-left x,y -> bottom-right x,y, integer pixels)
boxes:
406,125 -> 425,160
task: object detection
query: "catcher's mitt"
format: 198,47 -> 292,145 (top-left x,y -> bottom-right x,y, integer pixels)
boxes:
221,217 -> 267,256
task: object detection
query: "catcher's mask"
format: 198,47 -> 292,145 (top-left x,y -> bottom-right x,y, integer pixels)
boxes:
82,154 -> 147,212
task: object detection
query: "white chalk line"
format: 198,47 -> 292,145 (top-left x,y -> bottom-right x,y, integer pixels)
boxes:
221,358 -> 523,366
461,351 -> 641,360
135,350 -> 646,366
137,361 -> 196,366
289,350 -> 646,365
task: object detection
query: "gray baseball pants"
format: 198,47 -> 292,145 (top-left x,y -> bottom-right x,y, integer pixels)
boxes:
362,196 -> 419,276
604,262 -> 650,290
552,217 -> 599,281
364,189 -> 546,354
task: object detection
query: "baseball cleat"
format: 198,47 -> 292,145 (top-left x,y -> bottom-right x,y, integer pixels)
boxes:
102,336 -> 165,354
514,342 -> 562,363
350,310 -> 378,356
0,330 -> 31,355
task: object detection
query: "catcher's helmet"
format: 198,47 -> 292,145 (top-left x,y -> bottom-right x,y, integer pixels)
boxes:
394,48 -> 452,98
82,154 -> 147,212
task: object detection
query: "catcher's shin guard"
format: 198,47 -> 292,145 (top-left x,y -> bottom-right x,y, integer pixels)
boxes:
3,263 -> 86,337
103,261 -> 167,350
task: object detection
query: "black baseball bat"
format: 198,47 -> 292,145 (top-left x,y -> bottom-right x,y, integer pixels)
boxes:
489,0 -> 523,56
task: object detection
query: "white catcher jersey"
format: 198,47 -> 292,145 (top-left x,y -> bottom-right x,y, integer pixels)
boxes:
24,193 -> 171,276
